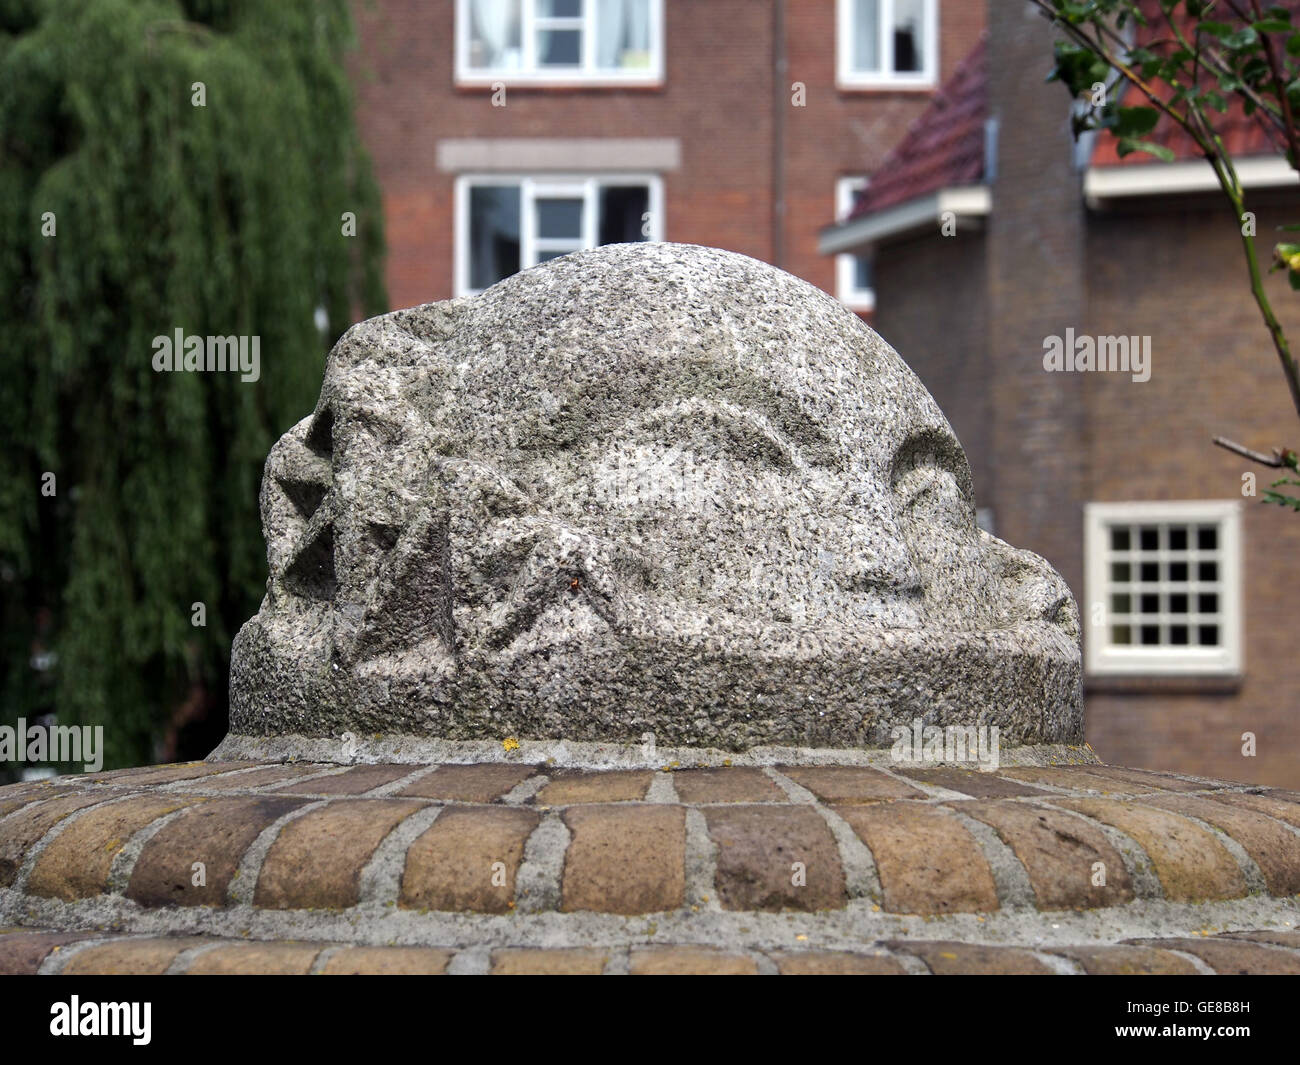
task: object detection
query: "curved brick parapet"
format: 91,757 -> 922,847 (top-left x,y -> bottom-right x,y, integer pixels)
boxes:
2,760 -> 1299,974
5,929 -> 1300,975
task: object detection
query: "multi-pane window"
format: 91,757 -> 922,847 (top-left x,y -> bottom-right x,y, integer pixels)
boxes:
456,175 -> 663,295
835,177 -> 876,311
457,0 -> 662,83
838,0 -> 937,88
1084,502 -> 1242,676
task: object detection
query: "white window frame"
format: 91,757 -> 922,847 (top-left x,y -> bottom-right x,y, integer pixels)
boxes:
836,0 -> 939,90
1084,500 -> 1243,677
455,0 -> 665,86
835,177 -> 876,311
454,172 -> 665,297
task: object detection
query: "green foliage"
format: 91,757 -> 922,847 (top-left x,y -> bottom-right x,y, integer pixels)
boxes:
1038,0 -> 1300,471
1046,0 -> 1300,162
0,0 -> 386,770
1045,2 -> 1300,190
1274,240 -> 1300,287
1264,449 -> 1300,508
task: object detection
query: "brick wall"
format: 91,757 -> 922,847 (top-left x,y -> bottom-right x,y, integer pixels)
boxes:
985,1 -> 1087,595
347,3 -> 1300,787
1083,195 -> 1300,787
871,6 -> 1300,786
349,0 -> 984,310
780,0 -> 985,291
871,230 -> 992,503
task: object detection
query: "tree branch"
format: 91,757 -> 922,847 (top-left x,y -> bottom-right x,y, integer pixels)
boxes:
1212,436 -> 1296,466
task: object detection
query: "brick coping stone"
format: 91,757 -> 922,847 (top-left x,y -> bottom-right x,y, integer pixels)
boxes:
2,759 -> 1298,974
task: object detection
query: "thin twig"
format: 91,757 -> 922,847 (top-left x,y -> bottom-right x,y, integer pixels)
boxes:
1212,436 -> 1294,466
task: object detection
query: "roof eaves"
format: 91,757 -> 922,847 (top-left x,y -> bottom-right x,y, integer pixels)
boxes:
820,184 -> 991,255
1084,155 -> 1295,205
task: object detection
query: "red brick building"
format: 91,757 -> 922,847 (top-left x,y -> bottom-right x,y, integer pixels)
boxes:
346,2 -> 1299,788
350,0 -> 984,312
824,5 -> 1300,786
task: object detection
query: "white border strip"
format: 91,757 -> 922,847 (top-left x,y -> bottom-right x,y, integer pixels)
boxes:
818,184 -> 990,254
1085,156 -> 1297,203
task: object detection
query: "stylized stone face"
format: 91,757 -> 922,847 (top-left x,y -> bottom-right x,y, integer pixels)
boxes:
230,243 -> 1081,751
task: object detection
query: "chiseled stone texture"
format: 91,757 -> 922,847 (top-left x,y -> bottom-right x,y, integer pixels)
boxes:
3,760 -> 1300,974
228,243 -> 1081,753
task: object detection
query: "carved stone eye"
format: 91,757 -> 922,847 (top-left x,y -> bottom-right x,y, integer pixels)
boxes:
891,431 -> 975,534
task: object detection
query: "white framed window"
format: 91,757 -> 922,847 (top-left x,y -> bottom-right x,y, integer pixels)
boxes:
455,173 -> 665,296
1084,501 -> 1242,677
456,0 -> 664,86
835,177 -> 876,311
837,0 -> 938,89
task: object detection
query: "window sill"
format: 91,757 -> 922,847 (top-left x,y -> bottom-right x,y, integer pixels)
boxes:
455,75 -> 664,91
836,77 -> 937,94
839,296 -> 877,313
1084,672 -> 1244,695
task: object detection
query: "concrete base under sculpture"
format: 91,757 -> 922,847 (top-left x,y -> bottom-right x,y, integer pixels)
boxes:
3,755 -> 1299,974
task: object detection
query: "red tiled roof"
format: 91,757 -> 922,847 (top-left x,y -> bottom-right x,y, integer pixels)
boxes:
1091,90 -> 1281,168
848,35 -> 988,219
1090,0 -> 1288,167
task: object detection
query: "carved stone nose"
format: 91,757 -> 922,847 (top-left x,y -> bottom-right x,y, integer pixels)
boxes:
830,538 -> 923,597
828,500 -> 924,599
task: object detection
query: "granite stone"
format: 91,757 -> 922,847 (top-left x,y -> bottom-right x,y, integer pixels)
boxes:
228,243 -> 1081,753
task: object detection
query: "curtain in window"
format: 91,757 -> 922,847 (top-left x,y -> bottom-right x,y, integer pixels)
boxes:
625,0 -> 650,52
853,0 -> 880,72
472,0 -> 518,68
596,0 -> 650,69
595,0 -> 626,68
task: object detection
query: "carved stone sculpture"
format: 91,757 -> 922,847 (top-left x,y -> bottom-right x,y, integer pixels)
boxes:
228,243 -> 1081,753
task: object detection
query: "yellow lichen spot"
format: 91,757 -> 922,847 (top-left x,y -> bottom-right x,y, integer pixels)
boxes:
502,737 -> 520,752
940,951 -> 958,961
795,934 -> 808,941
723,759 -> 732,767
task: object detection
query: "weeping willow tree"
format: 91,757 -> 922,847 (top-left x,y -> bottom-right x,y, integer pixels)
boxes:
0,0 -> 387,772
